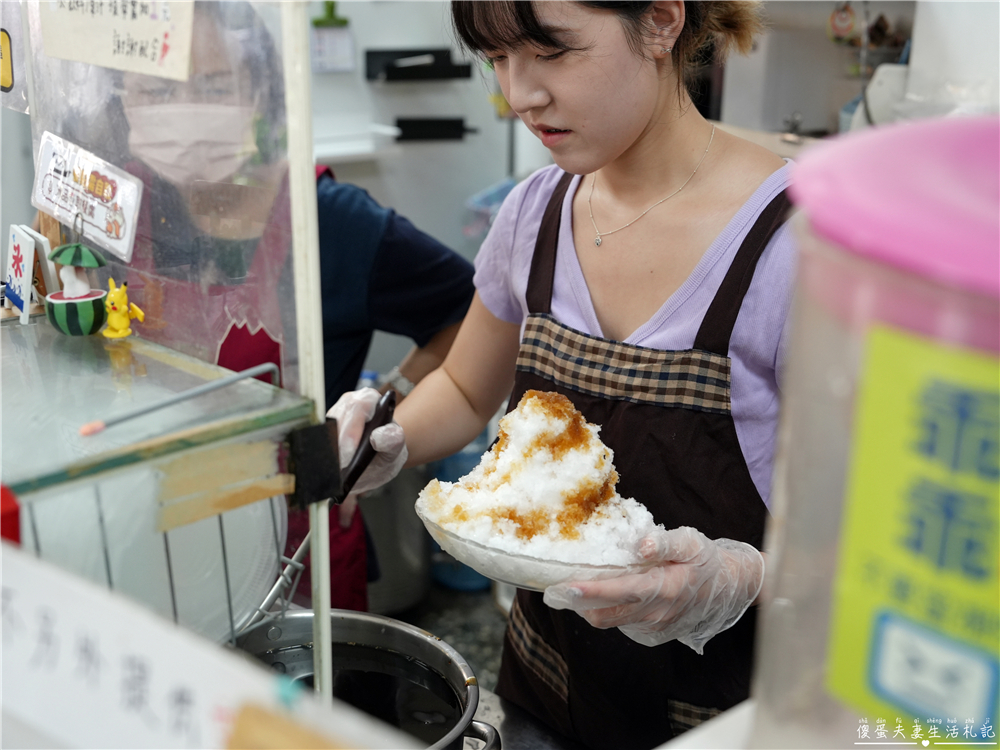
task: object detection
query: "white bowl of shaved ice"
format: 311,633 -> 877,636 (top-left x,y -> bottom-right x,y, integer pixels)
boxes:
415,390 -> 663,591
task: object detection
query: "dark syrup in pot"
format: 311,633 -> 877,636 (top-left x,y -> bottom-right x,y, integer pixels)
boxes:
271,643 -> 463,745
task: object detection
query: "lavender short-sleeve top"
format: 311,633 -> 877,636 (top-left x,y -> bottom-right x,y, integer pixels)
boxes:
474,164 -> 796,508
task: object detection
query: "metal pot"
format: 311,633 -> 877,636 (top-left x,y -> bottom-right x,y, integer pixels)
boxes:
237,609 -> 500,750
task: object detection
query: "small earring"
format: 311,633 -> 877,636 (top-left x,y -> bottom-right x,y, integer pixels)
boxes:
661,46 -> 671,54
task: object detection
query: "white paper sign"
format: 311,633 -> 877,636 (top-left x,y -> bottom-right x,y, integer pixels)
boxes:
31,131 -> 143,263
5,225 -> 37,324
19,226 -> 58,295
311,27 -> 355,73
1,542 -> 419,749
38,0 -> 194,82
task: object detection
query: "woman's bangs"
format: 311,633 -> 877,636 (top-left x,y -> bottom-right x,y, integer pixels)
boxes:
452,1 -> 568,54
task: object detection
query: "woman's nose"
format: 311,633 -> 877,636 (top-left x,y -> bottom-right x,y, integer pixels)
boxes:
503,59 -> 551,115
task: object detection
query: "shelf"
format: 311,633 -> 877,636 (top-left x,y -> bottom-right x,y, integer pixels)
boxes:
313,116 -> 402,164
365,48 -> 472,82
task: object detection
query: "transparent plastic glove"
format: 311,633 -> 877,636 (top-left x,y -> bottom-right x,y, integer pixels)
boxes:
337,493 -> 359,529
543,526 -> 764,654
326,387 -> 408,495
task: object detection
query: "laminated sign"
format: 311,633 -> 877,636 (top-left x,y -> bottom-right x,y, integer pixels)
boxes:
31,131 -> 143,263
1,27 -> 12,92
38,0 -> 194,81
827,324 -> 1000,724
1,0 -> 30,113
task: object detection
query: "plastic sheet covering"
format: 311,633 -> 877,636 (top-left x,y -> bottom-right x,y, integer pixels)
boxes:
26,1 -> 299,392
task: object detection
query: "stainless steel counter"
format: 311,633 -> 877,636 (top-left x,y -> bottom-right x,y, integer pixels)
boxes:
469,689 -> 587,750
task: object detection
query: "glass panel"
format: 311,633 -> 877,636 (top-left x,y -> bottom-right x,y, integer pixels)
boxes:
25,1 -> 300,391
1,321 -> 312,494
3,318 -> 301,643
18,464 -> 287,644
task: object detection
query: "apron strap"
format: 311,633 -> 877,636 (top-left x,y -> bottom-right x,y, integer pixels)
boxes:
525,173 -> 790,350
693,190 -> 792,355
526,171 -> 574,314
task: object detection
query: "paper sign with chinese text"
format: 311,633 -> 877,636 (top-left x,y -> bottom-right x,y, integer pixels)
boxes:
31,131 -> 143,263
1,542 -> 419,749
5,226 -> 37,324
38,0 -> 194,82
827,324 -> 1000,722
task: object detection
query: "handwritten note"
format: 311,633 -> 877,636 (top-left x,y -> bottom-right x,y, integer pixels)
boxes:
38,0 -> 194,82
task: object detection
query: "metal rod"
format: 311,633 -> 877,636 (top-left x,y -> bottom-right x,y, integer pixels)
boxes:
310,501 -> 333,702
281,0 -> 331,705
243,535 -> 311,631
28,505 -> 41,557
94,485 -> 114,589
218,515 -> 236,647
268,496 -> 283,587
242,554 -> 308,638
79,363 -> 280,436
281,558 -> 307,619
162,532 -> 179,624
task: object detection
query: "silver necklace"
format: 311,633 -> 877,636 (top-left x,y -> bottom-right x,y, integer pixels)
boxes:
587,124 -> 716,247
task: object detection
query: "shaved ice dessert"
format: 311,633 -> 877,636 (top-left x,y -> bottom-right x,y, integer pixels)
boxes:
416,390 -> 662,572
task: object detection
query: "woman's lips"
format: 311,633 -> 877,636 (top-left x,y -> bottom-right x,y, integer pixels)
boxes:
538,127 -> 571,148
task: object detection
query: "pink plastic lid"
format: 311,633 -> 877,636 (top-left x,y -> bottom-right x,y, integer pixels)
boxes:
790,116 -> 999,299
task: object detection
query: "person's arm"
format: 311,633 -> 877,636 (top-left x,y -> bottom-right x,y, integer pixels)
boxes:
395,293 -> 521,467
378,320 -> 462,398
400,320 -> 461,383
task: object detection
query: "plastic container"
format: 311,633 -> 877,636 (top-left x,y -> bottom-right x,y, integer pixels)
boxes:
750,116 -> 999,747
357,368 -> 379,390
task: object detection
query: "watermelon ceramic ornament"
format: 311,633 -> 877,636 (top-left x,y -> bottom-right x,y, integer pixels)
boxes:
45,235 -> 109,336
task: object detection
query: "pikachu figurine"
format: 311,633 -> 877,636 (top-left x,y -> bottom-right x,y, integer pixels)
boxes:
102,278 -> 145,339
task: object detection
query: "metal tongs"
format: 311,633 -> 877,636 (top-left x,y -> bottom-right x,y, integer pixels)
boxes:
243,390 -> 397,631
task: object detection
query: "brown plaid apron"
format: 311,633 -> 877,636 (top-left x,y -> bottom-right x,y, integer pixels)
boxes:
495,172 -> 791,749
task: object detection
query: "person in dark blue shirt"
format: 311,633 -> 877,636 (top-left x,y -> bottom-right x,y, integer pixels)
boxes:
315,167 -> 474,407
285,167 -> 475,612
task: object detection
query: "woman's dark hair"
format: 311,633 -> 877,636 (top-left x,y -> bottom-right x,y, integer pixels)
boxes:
452,1 -> 762,93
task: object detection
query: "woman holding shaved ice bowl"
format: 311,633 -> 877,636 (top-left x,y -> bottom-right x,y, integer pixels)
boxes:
330,2 -> 795,746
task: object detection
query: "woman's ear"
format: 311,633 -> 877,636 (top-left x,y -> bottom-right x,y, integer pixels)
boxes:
650,1 -> 685,56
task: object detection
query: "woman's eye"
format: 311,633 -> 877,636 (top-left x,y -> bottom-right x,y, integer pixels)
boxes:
485,54 -> 506,69
539,50 -> 566,62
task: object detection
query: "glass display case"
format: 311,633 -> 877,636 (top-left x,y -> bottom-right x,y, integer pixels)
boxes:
2,318 -> 314,643
0,0 -> 330,640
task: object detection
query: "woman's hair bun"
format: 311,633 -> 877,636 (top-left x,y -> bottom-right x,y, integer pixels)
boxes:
683,1 -> 764,60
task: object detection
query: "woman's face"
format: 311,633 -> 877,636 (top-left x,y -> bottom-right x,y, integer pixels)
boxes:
487,2 -> 664,175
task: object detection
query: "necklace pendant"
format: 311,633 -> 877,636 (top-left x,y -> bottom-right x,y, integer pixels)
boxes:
594,236 -> 602,247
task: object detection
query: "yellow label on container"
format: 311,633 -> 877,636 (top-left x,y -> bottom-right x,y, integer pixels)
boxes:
827,325 -> 999,725
1,29 -> 14,93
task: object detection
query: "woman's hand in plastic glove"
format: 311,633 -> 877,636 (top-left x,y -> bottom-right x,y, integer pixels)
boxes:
327,388 -> 407,495
337,493 -> 360,528
542,526 -> 764,653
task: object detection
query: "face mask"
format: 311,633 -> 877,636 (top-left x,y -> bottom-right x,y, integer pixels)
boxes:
125,103 -> 258,186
